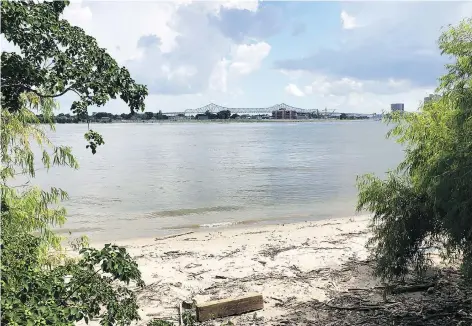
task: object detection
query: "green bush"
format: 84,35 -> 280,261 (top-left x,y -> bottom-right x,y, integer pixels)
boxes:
357,18 -> 472,281
1,223 -> 145,325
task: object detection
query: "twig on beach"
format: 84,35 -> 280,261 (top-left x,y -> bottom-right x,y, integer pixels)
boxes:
391,283 -> 436,294
289,264 -> 302,274
340,231 -> 369,237
312,246 -> 348,251
155,231 -> 195,241
320,222 -> 342,227
260,245 -> 296,259
242,230 -> 269,236
188,270 -> 210,278
423,312 -> 454,321
164,251 -> 180,255
348,286 -> 386,292
348,288 -> 374,292
204,285 -> 219,291
324,301 -> 392,311
178,301 -> 183,326
348,283 -> 435,294
161,250 -> 194,259
268,296 -> 284,303
218,248 -> 242,261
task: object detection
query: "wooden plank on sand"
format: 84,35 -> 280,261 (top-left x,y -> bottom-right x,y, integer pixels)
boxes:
196,293 -> 263,322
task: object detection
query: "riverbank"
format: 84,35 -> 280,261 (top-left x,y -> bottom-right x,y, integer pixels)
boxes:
82,215 -> 375,325
74,118 -> 370,125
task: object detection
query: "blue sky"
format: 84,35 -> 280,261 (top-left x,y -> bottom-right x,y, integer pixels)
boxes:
15,1 -> 472,113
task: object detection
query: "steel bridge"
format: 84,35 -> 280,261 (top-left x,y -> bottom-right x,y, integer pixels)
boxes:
164,103 -> 322,116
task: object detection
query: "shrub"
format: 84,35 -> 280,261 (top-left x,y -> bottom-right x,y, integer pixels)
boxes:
357,18 -> 472,281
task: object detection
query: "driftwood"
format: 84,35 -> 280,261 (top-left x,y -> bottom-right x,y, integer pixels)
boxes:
324,300 -> 398,311
348,283 -> 436,294
391,283 -> 435,294
218,248 -> 241,261
324,303 -> 385,311
155,231 -> 195,241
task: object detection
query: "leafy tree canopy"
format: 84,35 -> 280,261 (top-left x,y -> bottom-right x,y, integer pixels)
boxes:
357,18 -> 472,281
1,2 -> 148,325
1,93 -> 76,251
1,0 -> 148,153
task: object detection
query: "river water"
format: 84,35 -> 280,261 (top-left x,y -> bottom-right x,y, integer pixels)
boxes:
30,121 -> 404,242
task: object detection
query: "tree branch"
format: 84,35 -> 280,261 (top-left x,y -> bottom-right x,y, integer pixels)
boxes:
2,84 -> 76,98
10,181 -> 31,188
64,267 -> 102,302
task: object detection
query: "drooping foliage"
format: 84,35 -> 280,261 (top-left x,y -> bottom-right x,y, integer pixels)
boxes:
1,1 -> 148,325
1,92 -> 77,251
1,0 -> 148,153
357,18 -> 472,281
0,94 -> 145,326
1,94 -> 145,326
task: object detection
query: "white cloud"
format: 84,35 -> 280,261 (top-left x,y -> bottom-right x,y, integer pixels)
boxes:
209,58 -> 230,92
206,41 -> 271,93
61,1 -> 181,63
340,10 -> 357,30
304,75 -> 413,97
281,74 -> 433,113
229,42 -> 271,75
62,1 -> 92,26
58,1 -> 273,98
283,72 -> 415,99
278,69 -> 307,81
279,2 -> 472,90
162,65 -> 198,80
215,0 -> 259,13
0,0 -> 267,111
285,84 -> 305,97
35,0 -> 276,110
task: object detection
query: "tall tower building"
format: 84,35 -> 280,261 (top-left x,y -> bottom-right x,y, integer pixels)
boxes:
390,103 -> 405,113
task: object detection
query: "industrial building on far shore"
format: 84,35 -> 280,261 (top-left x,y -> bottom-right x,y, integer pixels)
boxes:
272,108 -> 298,119
391,103 -> 405,113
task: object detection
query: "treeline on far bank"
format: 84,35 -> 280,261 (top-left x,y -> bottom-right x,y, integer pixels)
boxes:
38,110 -> 372,124
40,110 -> 171,123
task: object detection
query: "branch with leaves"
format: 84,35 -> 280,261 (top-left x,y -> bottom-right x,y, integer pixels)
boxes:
1,228 -> 145,326
1,0 -> 148,154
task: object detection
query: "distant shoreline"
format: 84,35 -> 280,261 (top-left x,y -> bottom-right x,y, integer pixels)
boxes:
55,118 -> 379,125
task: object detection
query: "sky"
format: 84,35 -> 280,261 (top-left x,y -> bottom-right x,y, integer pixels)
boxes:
6,1 -> 472,114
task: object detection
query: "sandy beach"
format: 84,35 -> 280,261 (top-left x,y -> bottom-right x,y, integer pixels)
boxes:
80,215 -> 382,325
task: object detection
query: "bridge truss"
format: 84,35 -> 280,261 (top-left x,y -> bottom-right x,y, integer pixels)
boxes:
183,103 -> 319,116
